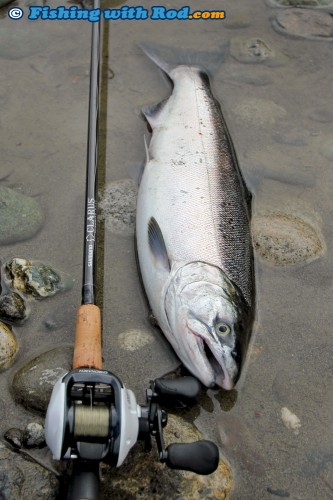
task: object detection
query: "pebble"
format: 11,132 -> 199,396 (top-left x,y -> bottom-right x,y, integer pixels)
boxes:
267,486 -> 290,497
99,179 -> 138,236
280,407 -> 301,434
319,136 -> 333,161
101,414 -> 232,499
234,98 -> 287,126
272,9 -> 333,40
12,346 -> 72,413
4,258 -> 73,299
4,428 -> 23,450
252,213 -> 324,266
0,320 -> 18,371
0,187 -> 44,245
0,292 -> 29,324
0,442 -> 58,499
230,37 -> 289,66
118,328 -> 155,351
23,422 -> 46,448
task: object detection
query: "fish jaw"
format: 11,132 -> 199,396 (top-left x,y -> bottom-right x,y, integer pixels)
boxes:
185,320 -> 237,390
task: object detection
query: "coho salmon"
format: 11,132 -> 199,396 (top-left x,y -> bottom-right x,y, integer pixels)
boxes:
136,44 -> 255,390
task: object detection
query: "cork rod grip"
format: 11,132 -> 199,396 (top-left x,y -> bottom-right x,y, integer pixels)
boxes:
73,304 -> 102,369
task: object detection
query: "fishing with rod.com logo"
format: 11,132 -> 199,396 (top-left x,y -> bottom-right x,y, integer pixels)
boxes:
8,4 -> 226,21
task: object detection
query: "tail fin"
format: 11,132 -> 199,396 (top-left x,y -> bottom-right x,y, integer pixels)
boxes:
140,42 -> 229,77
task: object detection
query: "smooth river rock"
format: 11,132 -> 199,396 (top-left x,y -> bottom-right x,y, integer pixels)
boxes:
0,292 -> 29,324
12,346 -> 72,413
0,442 -> 58,499
118,328 -> 156,352
22,422 -> 46,449
272,9 -> 333,40
230,37 -> 288,66
0,187 -> 44,245
101,414 -> 233,499
0,321 -> 18,371
252,213 -> 325,266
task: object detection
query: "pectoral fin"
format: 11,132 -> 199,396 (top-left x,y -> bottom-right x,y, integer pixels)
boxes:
148,217 -> 171,272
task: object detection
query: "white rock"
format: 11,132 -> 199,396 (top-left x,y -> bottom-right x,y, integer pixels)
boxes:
281,407 -> 301,434
118,328 -> 155,351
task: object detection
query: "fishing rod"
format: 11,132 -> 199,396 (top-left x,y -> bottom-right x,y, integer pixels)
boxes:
44,1 -> 219,498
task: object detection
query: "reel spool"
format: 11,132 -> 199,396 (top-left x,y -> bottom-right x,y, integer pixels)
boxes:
73,405 -> 110,440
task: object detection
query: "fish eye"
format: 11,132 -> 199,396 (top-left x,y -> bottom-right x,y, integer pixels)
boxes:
215,322 -> 231,336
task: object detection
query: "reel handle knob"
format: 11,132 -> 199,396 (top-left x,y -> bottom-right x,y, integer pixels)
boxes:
165,440 -> 219,475
154,377 -> 201,403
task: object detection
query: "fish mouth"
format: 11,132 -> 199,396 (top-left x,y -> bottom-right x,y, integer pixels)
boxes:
186,326 -> 234,390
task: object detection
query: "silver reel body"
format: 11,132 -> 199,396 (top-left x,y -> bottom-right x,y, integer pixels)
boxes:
45,369 -> 220,481
45,369 -> 140,467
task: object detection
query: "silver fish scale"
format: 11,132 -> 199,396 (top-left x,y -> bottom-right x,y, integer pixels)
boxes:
140,66 -> 254,306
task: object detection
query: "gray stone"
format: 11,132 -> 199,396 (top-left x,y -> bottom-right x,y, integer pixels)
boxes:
0,442 -> 58,499
118,328 -> 156,352
12,347 -> 72,413
230,37 -> 289,66
0,292 -> 29,324
0,321 -> 18,371
4,258 -> 73,299
23,422 -> 46,448
252,213 -> 325,266
272,9 -> 333,40
0,187 -> 44,244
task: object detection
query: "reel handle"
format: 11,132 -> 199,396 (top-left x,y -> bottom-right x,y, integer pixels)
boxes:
154,376 -> 201,403
165,440 -> 219,475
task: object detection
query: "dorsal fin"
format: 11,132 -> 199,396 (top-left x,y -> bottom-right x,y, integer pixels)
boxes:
148,217 -> 170,272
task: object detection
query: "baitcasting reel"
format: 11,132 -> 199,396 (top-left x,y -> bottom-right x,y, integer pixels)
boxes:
45,370 -> 219,475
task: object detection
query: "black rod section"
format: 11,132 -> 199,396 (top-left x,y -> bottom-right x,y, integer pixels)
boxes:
82,0 -> 101,305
